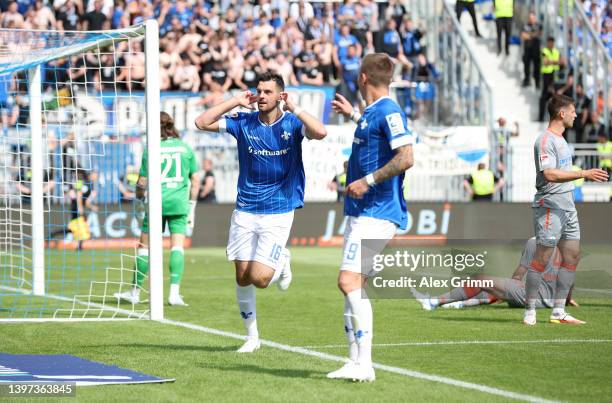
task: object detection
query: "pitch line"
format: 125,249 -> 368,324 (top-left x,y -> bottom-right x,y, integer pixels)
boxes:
160,318 -> 557,403
302,339 -> 612,349
0,286 -> 557,402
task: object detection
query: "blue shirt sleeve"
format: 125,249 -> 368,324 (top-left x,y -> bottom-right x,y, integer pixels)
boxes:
219,112 -> 249,138
380,105 -> 414,150
291,114 -> 305,139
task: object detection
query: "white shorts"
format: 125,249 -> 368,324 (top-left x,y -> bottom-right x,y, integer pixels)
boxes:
226,209 -> 294,271
340,216 -> 397,275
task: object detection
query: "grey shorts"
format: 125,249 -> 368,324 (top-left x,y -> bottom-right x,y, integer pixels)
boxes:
533,207 -> 580,247
503,279 -> 553,308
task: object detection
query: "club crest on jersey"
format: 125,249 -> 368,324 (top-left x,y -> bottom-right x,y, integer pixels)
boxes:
282,130 -> 291,141
360,118 -> 368,130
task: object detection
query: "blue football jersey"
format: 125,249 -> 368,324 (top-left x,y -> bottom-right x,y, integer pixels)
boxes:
344,96 -> 413,229
220,111 -> 306,214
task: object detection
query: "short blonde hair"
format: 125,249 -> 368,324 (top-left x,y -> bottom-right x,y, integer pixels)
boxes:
361,53 -> 394,87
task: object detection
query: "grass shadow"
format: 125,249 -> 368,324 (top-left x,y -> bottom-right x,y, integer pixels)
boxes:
197,362 -> 323,380
86,344 -> 238,353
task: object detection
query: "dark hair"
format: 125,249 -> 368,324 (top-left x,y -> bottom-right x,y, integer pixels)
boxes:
160,111 -> 180,140
361,53 -> 394,87
257,71 -> 285,90
547,94 -> 574,120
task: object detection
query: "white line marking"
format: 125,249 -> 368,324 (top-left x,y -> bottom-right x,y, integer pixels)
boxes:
0,285 -> 558,402
302,339 -> 612,349
160,318 -> 557,403
575,287 -> 612,295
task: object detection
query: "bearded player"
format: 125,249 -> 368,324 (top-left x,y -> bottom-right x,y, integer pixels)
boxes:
195,72 -> 327,353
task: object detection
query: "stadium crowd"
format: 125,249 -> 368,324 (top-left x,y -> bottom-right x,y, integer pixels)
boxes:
0,0 -> 435,110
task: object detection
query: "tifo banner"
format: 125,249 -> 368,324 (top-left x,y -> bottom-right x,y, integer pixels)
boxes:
0,354 -> 174,386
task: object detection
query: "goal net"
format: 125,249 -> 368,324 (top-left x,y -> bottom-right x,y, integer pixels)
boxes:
0,21 -> 162,320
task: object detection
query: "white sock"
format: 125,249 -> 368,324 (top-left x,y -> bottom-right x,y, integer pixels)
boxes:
552,307 -> 565,317
170,283 -> 179,298
343,297 -> 358,361
346,289 -> 373,366
132,287 -> 140,298
430,297 -> 440,308
236,284 -> 258,339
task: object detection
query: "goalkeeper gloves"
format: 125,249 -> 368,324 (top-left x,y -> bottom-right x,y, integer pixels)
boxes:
187,200 -> 197,230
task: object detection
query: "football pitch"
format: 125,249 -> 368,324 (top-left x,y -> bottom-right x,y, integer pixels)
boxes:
2,246 -> 612,402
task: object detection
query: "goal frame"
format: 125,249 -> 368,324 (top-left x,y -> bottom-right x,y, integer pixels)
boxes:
4,19 -> 163,321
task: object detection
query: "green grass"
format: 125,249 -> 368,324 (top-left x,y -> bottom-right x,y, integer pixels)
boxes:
2,247 -> 612,402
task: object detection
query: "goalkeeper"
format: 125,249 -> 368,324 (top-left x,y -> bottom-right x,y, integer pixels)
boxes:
115,112 -> 200,306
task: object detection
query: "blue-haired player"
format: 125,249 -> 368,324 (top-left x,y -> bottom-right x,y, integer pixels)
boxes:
327,53 -> 414,382
195,72 -> 327,353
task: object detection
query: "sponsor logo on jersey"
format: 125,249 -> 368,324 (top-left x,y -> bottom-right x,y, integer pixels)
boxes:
247,146 -> 290,156
385,112 -> 405,135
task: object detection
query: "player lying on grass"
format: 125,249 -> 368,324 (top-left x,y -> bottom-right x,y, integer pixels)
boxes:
115,111 -> 200,306
411,238 -> 578,310
327,53 -> 414,382
195,72 -> 327,353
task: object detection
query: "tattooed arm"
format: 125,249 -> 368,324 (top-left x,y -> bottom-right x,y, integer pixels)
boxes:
345,145 -> 414,199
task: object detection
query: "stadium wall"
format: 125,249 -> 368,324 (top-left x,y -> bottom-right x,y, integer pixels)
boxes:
35,203 -> 612,249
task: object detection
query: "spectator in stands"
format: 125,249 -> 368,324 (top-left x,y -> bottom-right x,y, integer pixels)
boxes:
381,19 -> 402,59
81,0 -> 106,31
55,0 -> 79,31
328,160 -> 348,202
116,40 -> 145,90
314,35 -> 334,83
204,58 -> 231,93
198,158 -> 216,203
338,44 -> 360,106
521,11 -> 542,88
1,1 -> 24,28
32,0 -> 56,29
464,163 -> 504,201
351,4 -> 374,53
334,23 -> 361,73
596,132 -> 612,175
173,53 -> 201,93
385,0 -> 405,31
411,53 -> 438,118
300,56 -> 324,86
538,37 -> 561,121
573,82 -> 592,143
235,53 -> 262,90
268,51 -> 298,87
0,73 -> 17,137
455,0 -> 482,38
494,0 -> 513,56
585,110 -> 608,142
400,17 -> 424,62
14,164 -> 55,204
118,165 -> 139,202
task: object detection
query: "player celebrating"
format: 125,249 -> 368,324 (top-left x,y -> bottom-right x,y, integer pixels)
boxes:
412,238 -> 579,311
194,72 -> 327,353
525,95 -> 608,325
115,112 -> 200,306
328,53 -> 414,381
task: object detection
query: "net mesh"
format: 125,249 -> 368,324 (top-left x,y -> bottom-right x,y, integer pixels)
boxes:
0,26 -> 151,319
